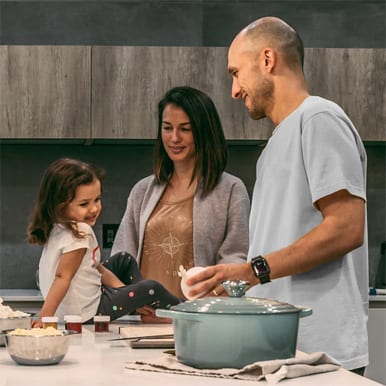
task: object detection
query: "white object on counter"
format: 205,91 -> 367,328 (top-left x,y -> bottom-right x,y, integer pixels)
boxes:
369,288 -> 386,296
365,306 -> 386,384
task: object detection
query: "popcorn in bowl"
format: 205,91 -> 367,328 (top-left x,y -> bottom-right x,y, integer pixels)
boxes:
5,327 -> 71,365
0,297 -> 31,346
0,297 -> 30,319
9,327 -> 63,336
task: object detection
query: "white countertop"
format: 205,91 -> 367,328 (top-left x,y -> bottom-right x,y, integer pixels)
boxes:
0,289 -> 44,302
369,295 -> 386,302
0,322 -> 383,386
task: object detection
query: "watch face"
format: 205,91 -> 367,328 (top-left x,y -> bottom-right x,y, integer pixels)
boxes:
253,257 -> 270,274
255,260 -> 268,273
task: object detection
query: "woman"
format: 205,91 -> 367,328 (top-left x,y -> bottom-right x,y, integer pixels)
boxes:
111,86 -> 250,321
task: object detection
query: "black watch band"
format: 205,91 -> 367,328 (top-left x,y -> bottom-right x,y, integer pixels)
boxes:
251,256 -> 271,284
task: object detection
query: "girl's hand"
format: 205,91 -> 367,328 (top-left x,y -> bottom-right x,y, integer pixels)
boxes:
97,263 -> 125,288
135,305 -> 155,317
136,305 -> 172,324
141,314 -> 172,324
31,319 -> 43,328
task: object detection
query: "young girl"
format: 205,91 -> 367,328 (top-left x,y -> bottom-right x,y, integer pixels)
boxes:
28,158 -> 180,327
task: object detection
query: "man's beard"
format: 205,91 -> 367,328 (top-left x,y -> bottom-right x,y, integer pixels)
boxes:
247,77 -> 274,120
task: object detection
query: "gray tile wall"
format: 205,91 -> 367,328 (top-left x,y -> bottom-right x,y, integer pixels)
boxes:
0,1 -> 385,288
0,142 -> 385,288
0,141 -> 262,288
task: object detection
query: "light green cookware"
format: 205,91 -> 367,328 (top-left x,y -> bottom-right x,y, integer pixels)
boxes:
156,280 -> 312,369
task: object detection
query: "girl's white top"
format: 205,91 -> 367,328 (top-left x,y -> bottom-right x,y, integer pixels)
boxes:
39,222 -> 101,322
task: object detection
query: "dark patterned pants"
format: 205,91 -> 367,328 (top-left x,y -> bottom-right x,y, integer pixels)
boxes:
96,252 -> 181,321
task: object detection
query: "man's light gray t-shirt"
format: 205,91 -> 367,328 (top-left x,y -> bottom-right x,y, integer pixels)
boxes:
247,96 -> 368,370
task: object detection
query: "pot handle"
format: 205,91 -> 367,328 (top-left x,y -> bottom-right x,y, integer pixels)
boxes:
155,309 -> 203,321
296,306 -> 312,318
155,309 -> 175,318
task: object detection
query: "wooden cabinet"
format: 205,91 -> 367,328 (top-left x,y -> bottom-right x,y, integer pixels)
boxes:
1,46 -> 385,140
0,46 -> 91,138
91,46 -> 273,140
92,46 -> 385,140
305,48 -> 385,141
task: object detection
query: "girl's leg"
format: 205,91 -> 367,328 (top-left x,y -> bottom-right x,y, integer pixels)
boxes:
101,252 -> 143,284
97,280 -> 181,321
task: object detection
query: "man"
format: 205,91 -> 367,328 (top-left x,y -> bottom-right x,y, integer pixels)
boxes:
187,16 -> 368,373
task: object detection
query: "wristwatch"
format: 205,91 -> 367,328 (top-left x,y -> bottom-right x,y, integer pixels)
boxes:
251,256 -> 271,284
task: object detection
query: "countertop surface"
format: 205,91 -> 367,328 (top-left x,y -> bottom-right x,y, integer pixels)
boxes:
369,295 -> 386,302
2,288 -> 385,303
0,322 -> 383,386
0,289 -> 44,302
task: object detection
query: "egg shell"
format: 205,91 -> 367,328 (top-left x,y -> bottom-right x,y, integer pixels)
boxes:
180,266 -> 207,300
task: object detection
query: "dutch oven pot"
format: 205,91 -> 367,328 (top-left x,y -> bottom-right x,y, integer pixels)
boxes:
156,280 -> 312,369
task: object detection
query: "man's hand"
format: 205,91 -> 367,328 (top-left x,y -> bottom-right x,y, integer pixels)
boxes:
186,263 -> 255,298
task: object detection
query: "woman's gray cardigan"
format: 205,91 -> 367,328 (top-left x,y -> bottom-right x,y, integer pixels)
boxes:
111,172 -> 250,266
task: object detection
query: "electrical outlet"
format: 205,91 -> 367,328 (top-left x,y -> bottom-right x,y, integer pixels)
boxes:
102,224 -> 119,249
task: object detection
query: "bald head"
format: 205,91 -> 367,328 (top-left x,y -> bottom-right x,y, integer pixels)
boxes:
234,16 -> 304,70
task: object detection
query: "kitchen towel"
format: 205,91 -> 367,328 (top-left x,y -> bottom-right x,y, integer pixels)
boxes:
125,351 -> 340,384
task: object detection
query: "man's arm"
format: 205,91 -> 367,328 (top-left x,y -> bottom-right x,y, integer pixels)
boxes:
187,189 -> 365,296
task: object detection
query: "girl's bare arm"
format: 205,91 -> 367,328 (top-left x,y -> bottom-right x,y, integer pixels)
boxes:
32,248 -> 86,327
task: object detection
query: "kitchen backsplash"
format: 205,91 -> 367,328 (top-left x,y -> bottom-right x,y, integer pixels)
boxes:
0,141 -> 384,289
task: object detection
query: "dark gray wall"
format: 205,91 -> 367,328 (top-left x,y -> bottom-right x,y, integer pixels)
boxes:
0,0 -> 385,289
0,142 -> 385,289
1,1 -> 385,47
0,141 -> 262,288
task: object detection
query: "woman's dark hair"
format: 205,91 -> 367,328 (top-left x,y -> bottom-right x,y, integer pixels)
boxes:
153,86 -> 228,196
27,158 -> 105,245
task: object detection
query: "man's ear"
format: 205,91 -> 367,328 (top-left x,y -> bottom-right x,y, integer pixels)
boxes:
263,48 -> 276,73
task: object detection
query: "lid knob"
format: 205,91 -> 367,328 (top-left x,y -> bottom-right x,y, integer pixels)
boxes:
221,280 -> 250,297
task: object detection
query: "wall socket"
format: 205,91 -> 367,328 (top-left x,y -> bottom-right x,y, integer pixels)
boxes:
102,224 -> 119,249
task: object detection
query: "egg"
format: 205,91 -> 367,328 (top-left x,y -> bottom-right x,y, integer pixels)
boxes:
179,266 -> 207,300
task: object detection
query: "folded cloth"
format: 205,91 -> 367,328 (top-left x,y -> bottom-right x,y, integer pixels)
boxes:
125,351 -> 340,384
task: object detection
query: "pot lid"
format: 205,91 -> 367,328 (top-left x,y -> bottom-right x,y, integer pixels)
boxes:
172,280 -> 301,315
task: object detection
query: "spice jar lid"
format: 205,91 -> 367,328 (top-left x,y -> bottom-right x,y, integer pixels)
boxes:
64,315 -> 82,323
93,315 -> 110,322
42,316 -> 59,322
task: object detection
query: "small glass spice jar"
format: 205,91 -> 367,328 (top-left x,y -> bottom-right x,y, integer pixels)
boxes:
94,315 -> 110,332
64,315 -> 82,333
42,316 -> 58,329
